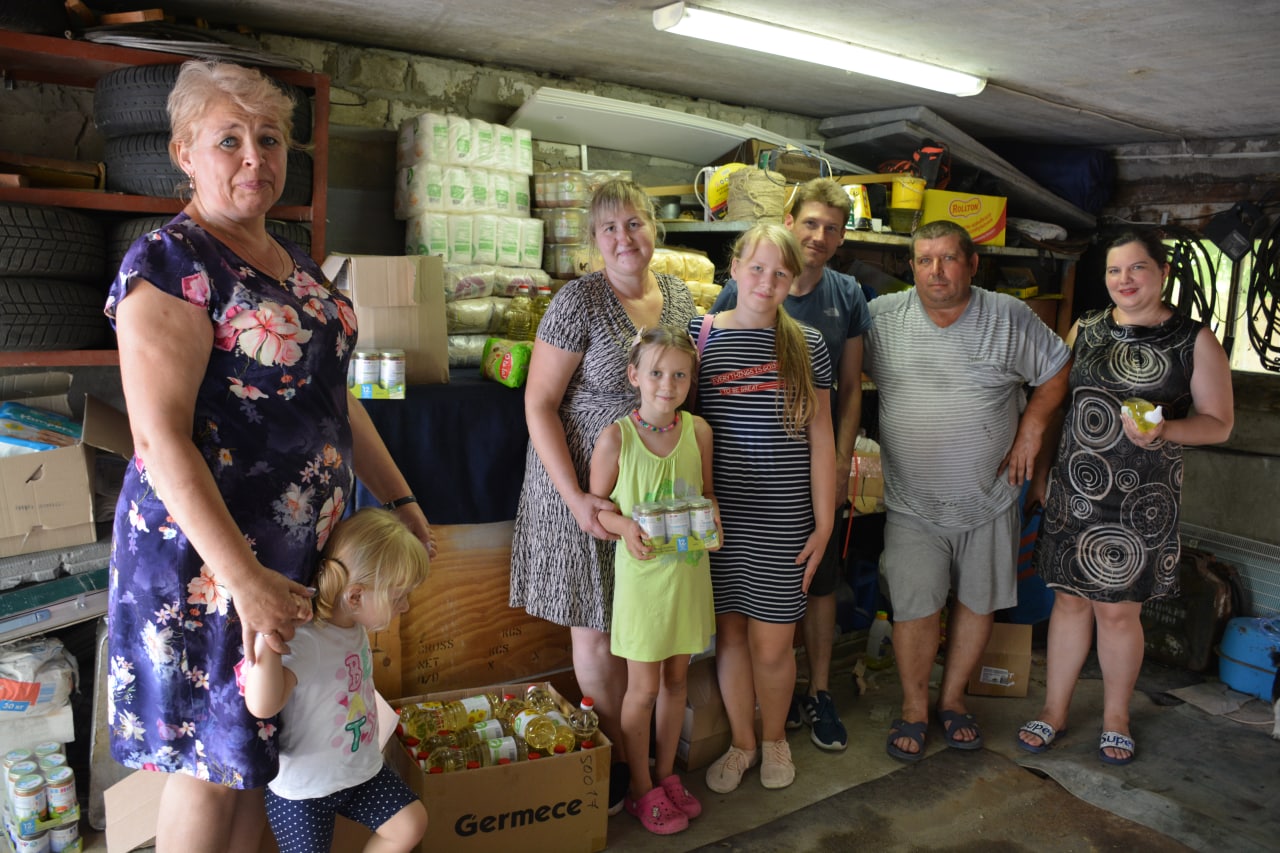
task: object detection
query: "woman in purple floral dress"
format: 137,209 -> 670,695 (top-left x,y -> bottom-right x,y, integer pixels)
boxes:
103,60 -> 432,852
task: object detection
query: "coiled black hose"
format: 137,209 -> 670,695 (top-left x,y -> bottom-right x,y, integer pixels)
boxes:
1160,224 -> 1220,333
1245,215 -> 1280,372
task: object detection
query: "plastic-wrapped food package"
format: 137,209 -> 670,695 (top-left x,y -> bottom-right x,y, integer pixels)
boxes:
469,167 -> 493,213
447,213 -> 475,264
443,264 -> 496,302
443,166 -> 471,213
490,170 -> 512,214
683,252 -> 716,284
448,333 -> 489,368
496,216 -> 523,267
472,214 -> 499,265
515,127 -> 533,175
393,166 -> 427,220
471,118 -> 495,168
495,124 -> 516,172
447,115 -> 474,164
493,266 -> 536,297
482,337 -> 534,388
406,212 -> 449,257
520,218 -> 544,269
513,175 -> 532,216
445,295 -> 500,334
549,208 -> 589,244
396,112 -> 448,169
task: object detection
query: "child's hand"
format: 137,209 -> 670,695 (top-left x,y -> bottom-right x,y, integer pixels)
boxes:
621,520 -> 656,561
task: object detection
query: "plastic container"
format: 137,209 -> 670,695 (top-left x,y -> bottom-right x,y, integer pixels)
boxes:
504,284 -> 534,341
532,285 -> 552,329
1217,616 -> 1280,700
569,696 -> 599,748
866,610 -> 894,669
512,707 -> 576,753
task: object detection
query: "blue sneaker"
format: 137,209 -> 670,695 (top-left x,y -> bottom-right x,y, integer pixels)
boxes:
785,694 -> 805,731
800,690 -> 848,751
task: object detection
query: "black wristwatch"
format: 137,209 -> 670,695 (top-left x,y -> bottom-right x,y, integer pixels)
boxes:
383,495 -> 418,511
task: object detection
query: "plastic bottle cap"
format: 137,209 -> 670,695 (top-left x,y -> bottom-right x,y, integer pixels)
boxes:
466,760 -> 481,770
581,740 -> 596,750
528,752 -> 541,760
428,766 -> 444,774
402,735 -> 420,747
554,745 -> 567,754
498,757 -> 512,765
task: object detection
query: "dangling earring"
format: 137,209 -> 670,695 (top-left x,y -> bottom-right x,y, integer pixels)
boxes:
187,172 -> 196,191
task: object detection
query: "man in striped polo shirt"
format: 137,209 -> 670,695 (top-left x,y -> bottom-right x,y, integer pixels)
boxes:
863,220 -> 1070,762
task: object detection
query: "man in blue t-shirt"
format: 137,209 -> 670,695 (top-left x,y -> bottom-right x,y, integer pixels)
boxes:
710,177 -> 881,751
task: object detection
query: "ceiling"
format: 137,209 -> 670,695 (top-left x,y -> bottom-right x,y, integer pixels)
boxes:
157,0 -> 1279,148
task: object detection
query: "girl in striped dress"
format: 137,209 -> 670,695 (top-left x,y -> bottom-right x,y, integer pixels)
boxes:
689,223 -> 836,794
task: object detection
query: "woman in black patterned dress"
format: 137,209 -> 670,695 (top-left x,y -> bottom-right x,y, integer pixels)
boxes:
509,180 -> 695,807
1017,231 -> 1233,765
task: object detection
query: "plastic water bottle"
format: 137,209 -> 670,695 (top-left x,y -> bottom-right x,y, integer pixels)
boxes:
569,696 -> 599,749
504,284 -> 534,341
866,610 -> 894,670
532,284 -> 553,329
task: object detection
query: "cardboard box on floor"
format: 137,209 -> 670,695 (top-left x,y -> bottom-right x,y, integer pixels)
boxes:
104,695 -> 400,853
967,622 -> 1032,697
677,654 -> 761,771
322,253 -> 450,385
382,682 -> 611,853
0,373 -> 133,558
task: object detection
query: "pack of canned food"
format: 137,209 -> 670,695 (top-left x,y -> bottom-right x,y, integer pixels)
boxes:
3,743 -> 81,852
632,497 -> 720,554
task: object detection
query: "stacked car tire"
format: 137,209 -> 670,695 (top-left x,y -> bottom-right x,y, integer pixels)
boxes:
0,205 -> 111,350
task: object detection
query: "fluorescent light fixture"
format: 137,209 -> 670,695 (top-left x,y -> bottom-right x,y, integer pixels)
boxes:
653,2 -> 987,97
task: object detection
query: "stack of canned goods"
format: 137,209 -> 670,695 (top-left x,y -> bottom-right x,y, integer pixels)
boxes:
632,496 -> 717,552
348,348 -> 407,400
3,743 -> 80,853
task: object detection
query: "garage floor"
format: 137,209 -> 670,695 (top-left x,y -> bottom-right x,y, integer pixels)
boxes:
604,637 -> 1279,853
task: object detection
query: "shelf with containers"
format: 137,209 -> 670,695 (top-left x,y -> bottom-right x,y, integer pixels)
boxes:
0,30 -> 330,368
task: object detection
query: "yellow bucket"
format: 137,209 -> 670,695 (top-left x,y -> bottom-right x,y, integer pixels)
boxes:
888,175 -> 926,233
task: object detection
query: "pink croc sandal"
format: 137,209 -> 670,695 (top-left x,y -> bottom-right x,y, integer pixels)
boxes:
625,786 -> 689,835
660,773 -> 702,819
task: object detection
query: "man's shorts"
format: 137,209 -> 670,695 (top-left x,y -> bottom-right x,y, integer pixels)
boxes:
881,501 -> 1019,622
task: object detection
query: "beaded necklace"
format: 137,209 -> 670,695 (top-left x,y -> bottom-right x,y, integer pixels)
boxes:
631,408 -> 678,433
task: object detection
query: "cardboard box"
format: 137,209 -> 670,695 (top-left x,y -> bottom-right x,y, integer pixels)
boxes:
920,189 -> 1008,246
387,682 -> 610,853
322,254 -> 450,385
967,623 -> 1032,697
676,656 -> 762,771
849,450 -> 884,515
105,694 -> 400,853
0,374 -> 132,558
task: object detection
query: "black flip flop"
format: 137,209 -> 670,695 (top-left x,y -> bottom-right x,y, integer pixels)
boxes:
886,718 -> 928,763
939,709 -> 984,750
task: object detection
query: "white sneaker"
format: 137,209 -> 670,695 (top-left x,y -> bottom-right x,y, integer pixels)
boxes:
705,745 -> 759,794
760,739 -> 795,789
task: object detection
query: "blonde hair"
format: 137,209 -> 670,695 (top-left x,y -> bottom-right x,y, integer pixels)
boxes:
628,325 -> 699,407
730,223 -> 818,440
313,508 -> 430,623
167,59 -> 297,172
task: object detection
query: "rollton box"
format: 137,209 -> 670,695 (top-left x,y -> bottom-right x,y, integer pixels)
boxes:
381,682 -> 611,853
920,189 -> 1008,246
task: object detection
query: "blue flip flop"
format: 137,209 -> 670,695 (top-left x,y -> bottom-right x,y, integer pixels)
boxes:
939,709 -> 984,750
1099,731 -> 1135,765
886,718 -> 928,763
1017,719 -> 1064,754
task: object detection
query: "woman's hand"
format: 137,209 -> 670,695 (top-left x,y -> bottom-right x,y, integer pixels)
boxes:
569,489 -> 621,540
619,519 -> 655,561
796,531 -> 826,594
1120,410 -> 1164,448
395,501 -> 436,558
229,564 -> 315,665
